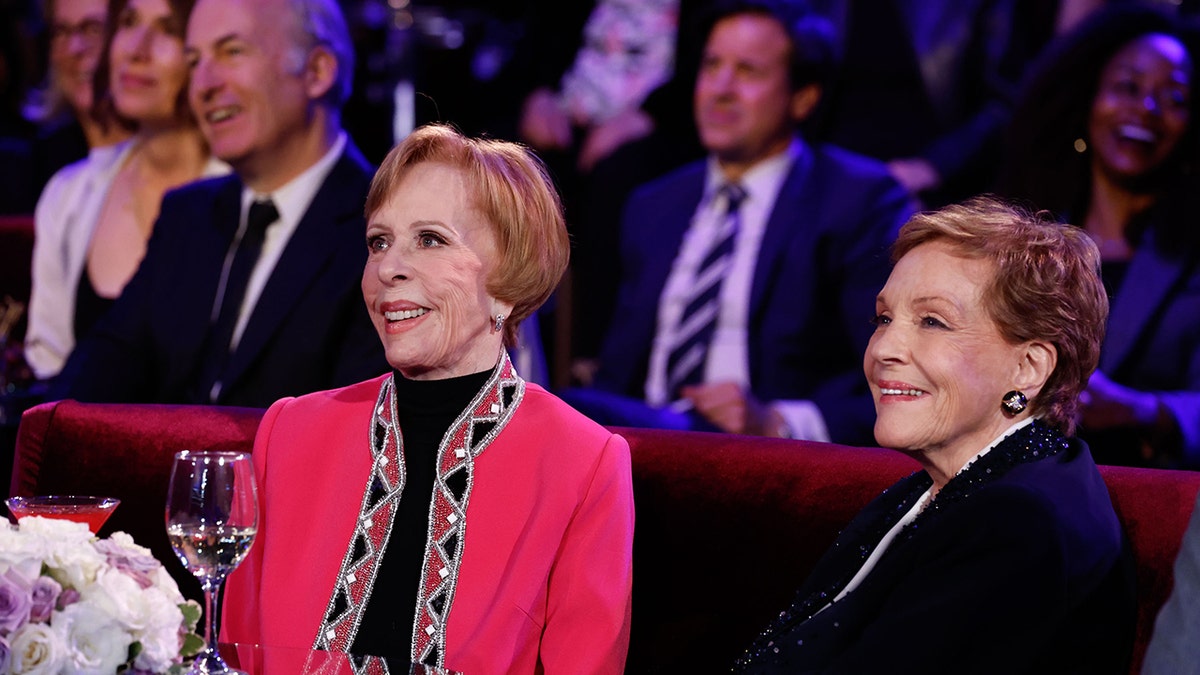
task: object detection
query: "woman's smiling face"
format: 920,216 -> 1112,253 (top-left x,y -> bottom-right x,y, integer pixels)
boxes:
1088,33 -> 1192,184
109,0 -> 190,125
361,161 -> 512,380
864,241 -> 1029,462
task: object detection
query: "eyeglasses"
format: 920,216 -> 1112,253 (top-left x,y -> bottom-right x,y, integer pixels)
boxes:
50,18 -> 105,46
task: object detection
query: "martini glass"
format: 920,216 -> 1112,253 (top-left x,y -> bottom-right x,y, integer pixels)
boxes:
6,495 -> 120,534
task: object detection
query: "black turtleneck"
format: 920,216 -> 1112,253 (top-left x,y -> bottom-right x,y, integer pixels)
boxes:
351,367 -> 491,661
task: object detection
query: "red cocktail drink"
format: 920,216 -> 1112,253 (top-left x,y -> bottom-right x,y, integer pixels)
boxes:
6,496 -> 120,534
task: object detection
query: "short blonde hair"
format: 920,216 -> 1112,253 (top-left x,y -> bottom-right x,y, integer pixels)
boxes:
892,196 -> 1109,433
364,124 -> 569,347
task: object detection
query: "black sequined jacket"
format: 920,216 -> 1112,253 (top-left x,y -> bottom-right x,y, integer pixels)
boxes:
735,420 -> 1135,674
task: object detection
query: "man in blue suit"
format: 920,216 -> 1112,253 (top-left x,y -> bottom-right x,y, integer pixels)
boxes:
569,0 -> 913,445
55,0 -> 386,407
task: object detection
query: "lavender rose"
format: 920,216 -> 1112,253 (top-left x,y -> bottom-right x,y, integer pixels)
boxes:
28,576 -> 61,624
95,535 -> 161,590
0,568 -> 33,634
57,588 -> 81,610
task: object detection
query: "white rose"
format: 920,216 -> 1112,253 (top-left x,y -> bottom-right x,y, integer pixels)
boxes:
0,527 -> 47,581
146,567 -> 185,606
83,569 -> 183,672
17,517 -> 92,544
129,587 -> 183,672
101,532 -> 149,557
132,595 -> 183,667
9,623 -> 66,675
82,568 -> 141,628
40,530 -> 105,594
57,603 -> 132,675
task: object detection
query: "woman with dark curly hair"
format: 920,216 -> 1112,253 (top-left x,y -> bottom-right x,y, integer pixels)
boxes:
997,4 -> 1200,467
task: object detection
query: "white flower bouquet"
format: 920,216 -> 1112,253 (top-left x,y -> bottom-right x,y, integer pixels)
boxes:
0,517 -> 202,674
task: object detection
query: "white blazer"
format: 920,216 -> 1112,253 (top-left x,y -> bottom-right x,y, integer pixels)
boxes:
25,141 -> 228,378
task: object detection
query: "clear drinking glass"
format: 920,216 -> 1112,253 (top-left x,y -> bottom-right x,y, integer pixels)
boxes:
166,451 -> 258,675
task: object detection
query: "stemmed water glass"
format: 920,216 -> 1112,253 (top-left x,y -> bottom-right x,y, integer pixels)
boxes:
166,451 -> 258,674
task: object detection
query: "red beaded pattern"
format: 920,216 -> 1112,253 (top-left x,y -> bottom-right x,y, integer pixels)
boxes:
412,354 -> 523,664
313,379 -> 406,654
312,352 -> 524,667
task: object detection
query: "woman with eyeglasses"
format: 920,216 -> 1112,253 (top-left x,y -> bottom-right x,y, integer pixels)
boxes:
26,0 -> 227,382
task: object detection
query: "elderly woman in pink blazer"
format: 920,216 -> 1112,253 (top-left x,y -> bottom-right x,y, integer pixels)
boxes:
222,124 -> 634,673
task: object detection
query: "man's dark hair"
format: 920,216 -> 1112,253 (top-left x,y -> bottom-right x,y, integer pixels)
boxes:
699,0 -> 837,92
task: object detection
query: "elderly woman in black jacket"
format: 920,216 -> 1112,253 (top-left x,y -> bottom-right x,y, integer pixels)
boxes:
736,197 -> 1134,673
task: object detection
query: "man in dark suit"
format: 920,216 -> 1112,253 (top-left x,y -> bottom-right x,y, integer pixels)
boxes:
568,0 -> 913,445
56,0 -> 386,407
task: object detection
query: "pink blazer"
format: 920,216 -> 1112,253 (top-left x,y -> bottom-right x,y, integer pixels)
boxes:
223,371 -> 634,674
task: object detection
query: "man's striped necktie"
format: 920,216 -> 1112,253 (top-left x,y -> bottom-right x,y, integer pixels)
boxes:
665,183 -> 747,398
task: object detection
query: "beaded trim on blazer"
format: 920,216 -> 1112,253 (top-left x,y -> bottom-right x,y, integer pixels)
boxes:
300,650 -> 394,675
735,420 -> 1070,671
312,352 -> 526,666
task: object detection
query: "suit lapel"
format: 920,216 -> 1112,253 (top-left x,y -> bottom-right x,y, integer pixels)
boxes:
749,144 -> 814,320
212,177 -> 245,241
176,178 -> 243,360
1102,232 -> 1195,373
221,145 -> 369,390
644,167 -> 706,306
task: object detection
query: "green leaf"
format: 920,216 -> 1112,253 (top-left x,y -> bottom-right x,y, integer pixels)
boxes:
180,632 -> 206,658
179,600 -> 203,631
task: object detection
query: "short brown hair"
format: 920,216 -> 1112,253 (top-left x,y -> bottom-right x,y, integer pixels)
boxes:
892,196 -> 1109,434
364,124 -> 569,347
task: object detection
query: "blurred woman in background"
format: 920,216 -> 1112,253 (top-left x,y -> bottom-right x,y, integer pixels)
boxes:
31,0 -> 132,191
997,5 -> 1200,467
26,0 -> 227,381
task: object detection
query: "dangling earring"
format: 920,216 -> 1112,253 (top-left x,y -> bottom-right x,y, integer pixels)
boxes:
1002,390 -> 1028,416
493,314 -> 506,333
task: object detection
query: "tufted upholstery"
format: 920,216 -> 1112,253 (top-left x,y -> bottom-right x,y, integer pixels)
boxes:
10,401 -> 1200,673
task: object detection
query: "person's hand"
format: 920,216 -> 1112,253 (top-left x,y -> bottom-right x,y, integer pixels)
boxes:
570,357 -> 600,387
519,87 -> 573,151
1078,370 -> 1161,430
577,109 -> 654,172
886,157 -> 941,194
680,382 -> 788,437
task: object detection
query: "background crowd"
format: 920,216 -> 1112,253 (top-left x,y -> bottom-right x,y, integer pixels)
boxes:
2,0 -> 1200,470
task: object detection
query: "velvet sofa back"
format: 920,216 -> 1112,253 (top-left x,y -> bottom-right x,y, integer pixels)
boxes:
618,427 -> 919,672
10,400 -> 262,601
10,401 -> 1200,673
619,427 -> 1200,673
